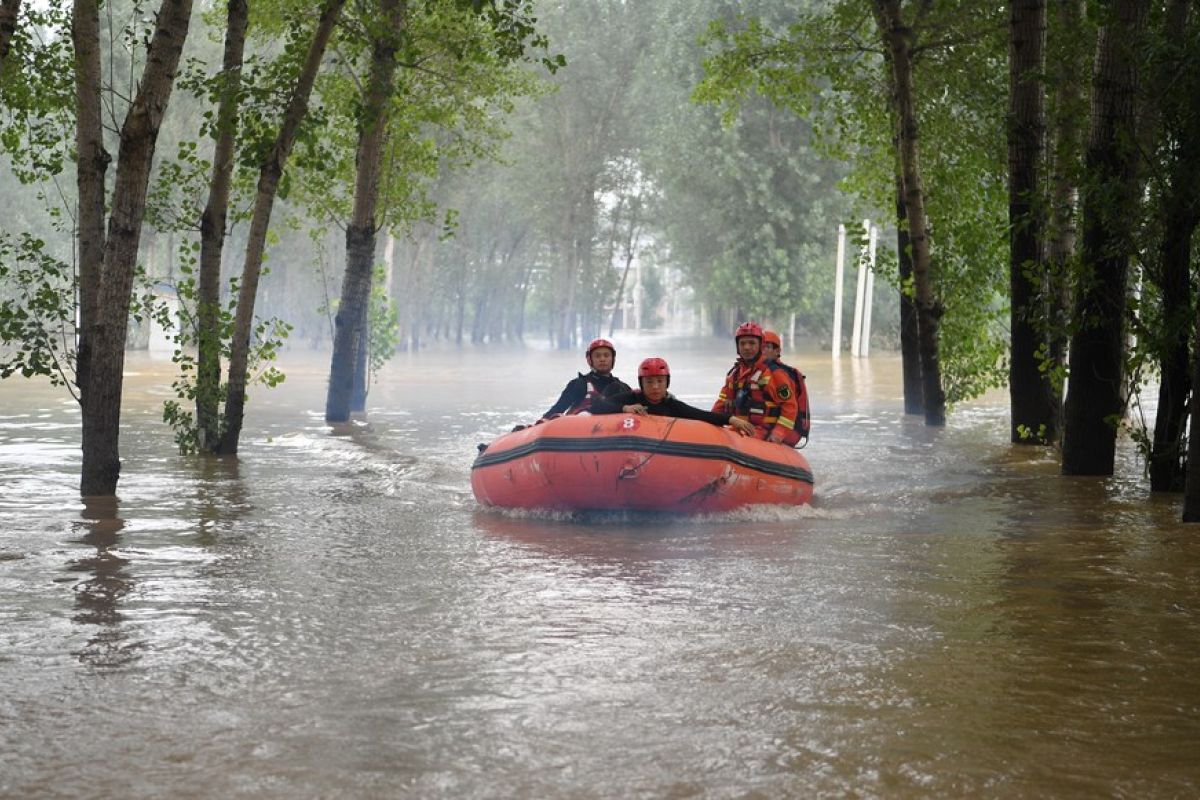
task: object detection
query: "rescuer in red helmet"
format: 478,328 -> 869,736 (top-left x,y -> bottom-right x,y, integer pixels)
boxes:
762,330 -> 810,446
538,338 -> 631,421
712,321 -> 801,446
589,357 -> 755,435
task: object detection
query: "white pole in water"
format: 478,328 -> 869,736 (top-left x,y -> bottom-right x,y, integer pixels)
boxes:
850,219 -> 868,357
832,224 -> 846,358
860,222 -> 877,357
788,311 -> 796,351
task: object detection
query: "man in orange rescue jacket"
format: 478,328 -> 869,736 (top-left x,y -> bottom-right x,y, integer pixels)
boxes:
762,329 -> 810,446
712,322 -> 802,446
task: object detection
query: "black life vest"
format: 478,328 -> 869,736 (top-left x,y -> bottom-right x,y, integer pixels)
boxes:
572,372 -> 628,414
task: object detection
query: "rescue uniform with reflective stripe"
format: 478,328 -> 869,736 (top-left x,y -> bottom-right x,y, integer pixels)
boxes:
764,358 -> 809,444
542,372 -> 631,419
712,356 -> 801,446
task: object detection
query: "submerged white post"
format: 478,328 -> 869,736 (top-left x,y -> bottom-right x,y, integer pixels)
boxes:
850,219 -> 869,357
833,224 -> 846,358
860,223 -> 877,357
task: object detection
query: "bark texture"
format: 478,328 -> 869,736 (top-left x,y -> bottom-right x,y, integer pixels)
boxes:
874,0 -> 945,425
1008,0 -> 1056,444
76,0 -> 193,496
326,0 -> 405,423
1061,0 -> 1148,476
1043,0 -> 1087,445
0,0 -> 21,78
196,0 -> 248,453
218,0 -> 346,453
1148,0 -> 1198,492
895,170 -> 922,415
72,0 -> 107,405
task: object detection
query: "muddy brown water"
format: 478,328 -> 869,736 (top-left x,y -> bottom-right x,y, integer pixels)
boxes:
2,334 -> 1198,798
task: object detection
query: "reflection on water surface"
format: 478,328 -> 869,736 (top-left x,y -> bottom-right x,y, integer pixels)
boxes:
1,339 -> 1198,798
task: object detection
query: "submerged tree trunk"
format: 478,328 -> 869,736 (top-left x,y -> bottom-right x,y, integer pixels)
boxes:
1149,0 -> 1199,492
1185,334 -> 1200,518
326,0 -> 404,423
218,0 -> 346,453
72,0 -> 107,409
75,0 -> 194,497
1151,203 -> 1200,491
196,0 -> 248,453
894,170 -> 922,415
874,0 -> 945,426
1008,0 -> 1055,444
1061,0 -> 1148,476
1043,0 -> 1087,445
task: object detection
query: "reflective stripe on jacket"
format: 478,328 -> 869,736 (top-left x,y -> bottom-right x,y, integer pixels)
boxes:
763,359 -> 809,440
712,357 -> 799,438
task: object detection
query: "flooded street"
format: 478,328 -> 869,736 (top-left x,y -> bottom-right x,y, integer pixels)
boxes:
2,334 -> 1199,798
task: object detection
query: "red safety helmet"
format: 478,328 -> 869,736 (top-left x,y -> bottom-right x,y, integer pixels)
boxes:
585,338 -> 615,365
734,321 -> 763,341
762,330 -> 782,348
637,357 -> 671,387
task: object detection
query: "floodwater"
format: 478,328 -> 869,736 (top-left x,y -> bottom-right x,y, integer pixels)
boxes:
1,334 -> 1198,799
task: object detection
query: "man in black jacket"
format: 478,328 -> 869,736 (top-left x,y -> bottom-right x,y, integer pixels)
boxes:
539,338 -> 631,420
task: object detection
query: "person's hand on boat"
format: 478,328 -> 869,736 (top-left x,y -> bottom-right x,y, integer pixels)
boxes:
729,417 -> 755,437
622,404 -> 648,415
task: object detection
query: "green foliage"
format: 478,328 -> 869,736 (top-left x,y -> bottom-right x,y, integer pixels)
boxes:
147,260 -> 293,455
0,1 -> 75,185
695,0 -> 1010,401
368,266 -> 400,378
1015,423 -> 1049,443
642,1 -> 853,338
0,3 -> 80,395
0,232 -> 76,391
291,0 -> 545,238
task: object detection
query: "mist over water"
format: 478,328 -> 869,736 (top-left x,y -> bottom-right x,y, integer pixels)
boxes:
2,334 -> 1199,798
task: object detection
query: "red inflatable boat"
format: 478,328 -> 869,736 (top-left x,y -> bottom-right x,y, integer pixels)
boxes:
471,413 -> 814,513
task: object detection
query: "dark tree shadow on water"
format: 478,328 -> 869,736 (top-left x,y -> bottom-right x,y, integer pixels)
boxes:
194,456 -> 250,542
67,497 -> 143,669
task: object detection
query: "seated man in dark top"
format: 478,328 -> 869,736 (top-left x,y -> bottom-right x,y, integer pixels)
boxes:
540,338 -> 631,420
590,357 -> 755,436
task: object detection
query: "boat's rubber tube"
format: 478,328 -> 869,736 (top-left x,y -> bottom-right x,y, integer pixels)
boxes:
471,413 -> 814,512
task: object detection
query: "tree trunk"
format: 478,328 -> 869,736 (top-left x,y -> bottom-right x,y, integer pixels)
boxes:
196,0 -> 248,453
1149,0 -> 1198,492
1008,0 -> 1055,444
72,0 -> 107,406
1150,204 -> 1199,490
554,205 -> 579,350
76,0 -> 193,497
1043,0 -> 1087,445
218,0 -> 346,453
608,194 -> 641,338
1061,0 -> 1148,476
894,170 -> 922,415
0,0 -> 20,78
351,323 -> 368,412
874,0 -> 945,425
326,0 -> 404,423
1185,330 -> 1200,518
